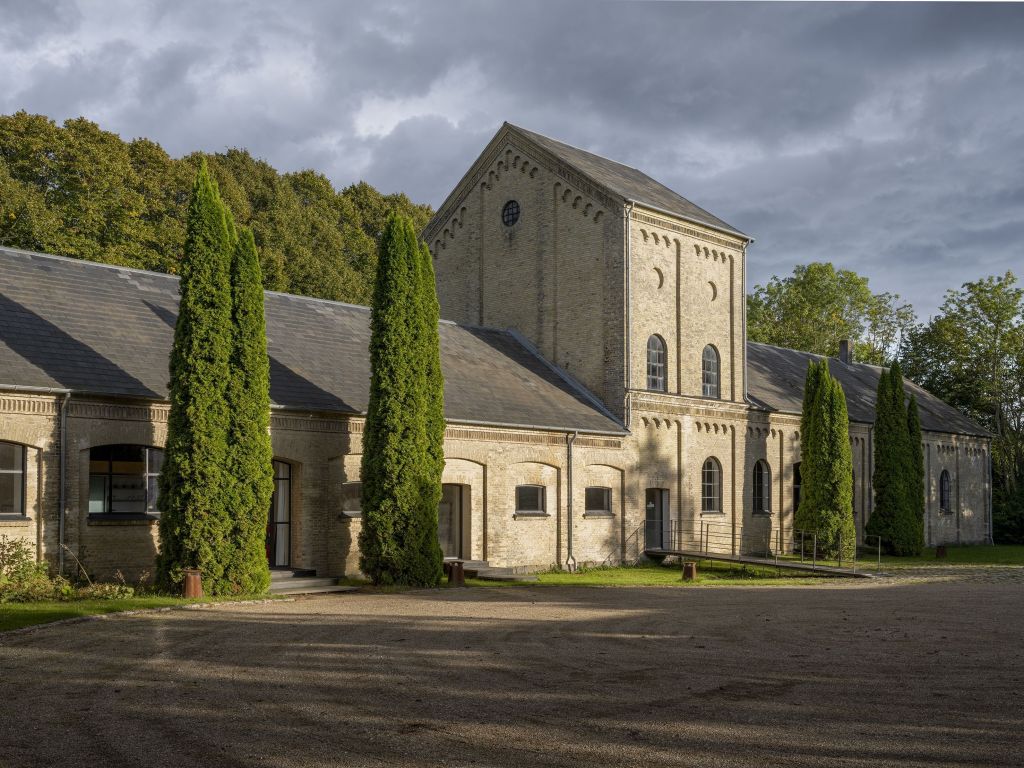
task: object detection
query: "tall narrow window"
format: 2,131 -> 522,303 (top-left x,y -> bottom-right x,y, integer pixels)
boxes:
88,445 -> 163,516
0,441 -> 26,517
793,462 -> 802,513
702,345 -> 720,398
701,457 -> 722,514
753,460 -> 771,515
939,470 -> 952,513
268,460 -> 292,567
647,335 -> 667,391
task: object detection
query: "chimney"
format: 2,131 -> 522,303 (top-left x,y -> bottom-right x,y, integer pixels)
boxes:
839,339 -> 852,364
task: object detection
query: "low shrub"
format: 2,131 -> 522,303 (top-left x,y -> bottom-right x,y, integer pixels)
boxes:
0,536 -> 136,603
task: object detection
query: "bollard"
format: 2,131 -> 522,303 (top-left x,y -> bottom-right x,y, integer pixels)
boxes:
682,561 -> 697,581
936,545 -> 947,559
183,569 -> 202,599
447,561 -> 465,586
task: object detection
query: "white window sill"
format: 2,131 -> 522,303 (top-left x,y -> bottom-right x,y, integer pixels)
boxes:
513,511 -> 549,520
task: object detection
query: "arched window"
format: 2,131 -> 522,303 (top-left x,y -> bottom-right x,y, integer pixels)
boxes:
88,445 -> 163,516
701,457 -> 722,514
702,345 -> 720,398
0,441 -> 26,517
753,460 -> 771,515
646,335 -> 667,391
939,470 -> 952,513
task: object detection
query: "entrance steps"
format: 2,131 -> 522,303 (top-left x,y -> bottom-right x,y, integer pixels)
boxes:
269,569 -> 358,595
462,560 -> 538,583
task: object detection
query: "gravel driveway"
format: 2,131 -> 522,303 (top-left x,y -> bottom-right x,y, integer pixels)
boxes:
2,574 -> 1022,767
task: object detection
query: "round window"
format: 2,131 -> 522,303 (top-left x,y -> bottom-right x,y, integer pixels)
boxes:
501,200 -> 520,227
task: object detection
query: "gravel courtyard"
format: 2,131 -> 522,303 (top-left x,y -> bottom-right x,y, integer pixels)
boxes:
2,572 -> 1022,767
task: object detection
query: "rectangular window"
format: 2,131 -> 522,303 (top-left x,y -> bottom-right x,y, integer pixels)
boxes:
88,445 -> 163,516
515,485 -> 545,514
0,442 -> 26,517
585,486 -> 612,515
341,482 -> 362,518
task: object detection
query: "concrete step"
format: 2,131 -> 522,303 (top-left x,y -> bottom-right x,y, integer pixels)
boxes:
270,568 -> 316,581
269,576 -> 357,595
471,566 -> 538,583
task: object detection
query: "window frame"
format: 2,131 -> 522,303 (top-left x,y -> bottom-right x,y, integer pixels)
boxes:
0,441 -> 27,518
752,459 -> 771,516
87,444 -> 163,518
340,481 -> 363,520
939,470 -> 952,514
701,457 -> 723,515
501,199 -> 521,227
514,484 -> 547,517
702,345 -> 721,399
646,335 -> 667,392
584,486 -> 613,517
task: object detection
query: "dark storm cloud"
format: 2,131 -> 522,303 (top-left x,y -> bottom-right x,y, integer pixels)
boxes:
1,0 -> 1021,316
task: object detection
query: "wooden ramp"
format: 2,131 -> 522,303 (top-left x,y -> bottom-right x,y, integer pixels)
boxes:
645,548 -> 874,578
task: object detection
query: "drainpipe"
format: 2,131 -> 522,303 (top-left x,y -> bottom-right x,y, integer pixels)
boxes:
623,201 -> 635,430
57,391 -> 70,576
565,431 -> 578,572
987,445 -> 994,545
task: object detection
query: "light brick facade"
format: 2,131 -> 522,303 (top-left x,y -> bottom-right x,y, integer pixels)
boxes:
0,124 -> 992,581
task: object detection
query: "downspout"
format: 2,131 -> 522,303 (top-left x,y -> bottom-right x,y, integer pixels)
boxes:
987,444 -> 994,545
58,391 -> 70,576
565,431 -> 578,572
623,201 -> 635,430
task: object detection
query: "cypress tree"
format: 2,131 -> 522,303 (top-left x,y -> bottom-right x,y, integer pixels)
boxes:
400,239 -> 444,585
359,213 -> 441,586
796,363 -> 855,558
867,365 -> 897,549
905,394 -> 926,556
156,159 -> 234,593
223,225 -> 274,593
795,360 -> 827,535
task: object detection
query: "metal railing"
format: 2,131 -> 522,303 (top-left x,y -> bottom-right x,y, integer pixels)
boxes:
642,519 -> 883,573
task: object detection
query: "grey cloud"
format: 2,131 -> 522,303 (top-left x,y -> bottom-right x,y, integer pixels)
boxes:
1,0 -> 1021,317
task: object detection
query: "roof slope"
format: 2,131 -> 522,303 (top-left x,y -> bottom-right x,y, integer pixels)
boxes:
0,248 -> 624,434
507,124 -> 749,239
746,342 -> 988,437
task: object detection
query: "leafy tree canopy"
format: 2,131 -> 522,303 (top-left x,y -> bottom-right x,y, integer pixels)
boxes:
748,262 -> 916,365
0,111 -> 432,306
902,272 -> 1024,542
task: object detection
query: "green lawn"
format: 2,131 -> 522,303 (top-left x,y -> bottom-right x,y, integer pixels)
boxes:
0,593 -> 283,633
778,544 -> 1024,571
0,596 -> 189,632
528,561 -> 834,587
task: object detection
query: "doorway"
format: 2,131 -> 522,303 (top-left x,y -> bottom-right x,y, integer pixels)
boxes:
267,460 -> 291,568
438,483 -> 465,558
645,487 -> 670,550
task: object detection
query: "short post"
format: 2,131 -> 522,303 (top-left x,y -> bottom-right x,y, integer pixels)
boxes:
812,534 -> 817,571
682,561 -> 697,581
936,545 -> 947,559
800,530 -> 805,563
183,569 -> 202,599
447,560 -> 465,587
838,530 -> 843,569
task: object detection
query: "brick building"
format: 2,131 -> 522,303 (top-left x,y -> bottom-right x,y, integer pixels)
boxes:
0,124 -> 991,581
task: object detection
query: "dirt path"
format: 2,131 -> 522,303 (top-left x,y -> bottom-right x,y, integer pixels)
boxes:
2,577 -> 1022,767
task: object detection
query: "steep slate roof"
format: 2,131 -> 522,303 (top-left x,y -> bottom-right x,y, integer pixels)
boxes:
0,248 -> 625,434
506,123 -> 750,240
747,342 -> 988,437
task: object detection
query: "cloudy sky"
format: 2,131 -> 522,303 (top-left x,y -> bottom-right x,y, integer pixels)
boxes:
1,1 -> 1022,318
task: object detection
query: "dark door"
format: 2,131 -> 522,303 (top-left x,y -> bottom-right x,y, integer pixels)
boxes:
267,460 -> 291,568
438,483 -> 463,558
645,488 -> 669,550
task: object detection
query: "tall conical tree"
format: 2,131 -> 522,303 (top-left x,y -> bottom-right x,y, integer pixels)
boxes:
359,213 -> 441,586
905,394 -> 926,555
223,224 -> 274,593
400,239 -> 444,585
795,359 -> 827,534
803,374 -> 856,558
156,159 -> 234,593
867,365 -> 898,549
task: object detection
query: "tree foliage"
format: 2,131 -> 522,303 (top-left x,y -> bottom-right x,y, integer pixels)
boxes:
867,363 -> 924,555
0,111 -> 432,305
359,214 -> 443,586
795,360 -> 855,558
748,262 -> 915,365
223,225 -> 274,594
156,159 -> 234,592
902,271 -> 1024,543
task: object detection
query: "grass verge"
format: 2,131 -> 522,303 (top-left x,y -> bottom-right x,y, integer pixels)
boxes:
0,594 -> 280,633
780,544 -> 1024,570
